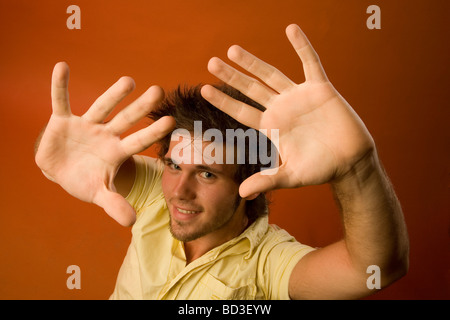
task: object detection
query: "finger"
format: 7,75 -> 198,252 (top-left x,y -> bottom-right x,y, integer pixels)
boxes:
51,62 -> 71,116
83,76 -> 135,123
285,24 -> 328,82
121,115 -> 175,155
207,57 -> 276,107
227,45 -> 296,93
201,84 -> 263,129
106,85 -> 164,136
93,188 -> 136,226
238,166 -> 288,198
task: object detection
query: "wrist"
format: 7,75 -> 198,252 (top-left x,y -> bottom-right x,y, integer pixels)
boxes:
330,149 -> 387,204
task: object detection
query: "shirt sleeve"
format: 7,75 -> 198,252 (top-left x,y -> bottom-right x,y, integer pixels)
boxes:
125,155 -> 164,217
262,227 -> 316,300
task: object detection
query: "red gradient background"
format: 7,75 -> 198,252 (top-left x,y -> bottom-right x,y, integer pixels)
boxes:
0,0 -> 448,299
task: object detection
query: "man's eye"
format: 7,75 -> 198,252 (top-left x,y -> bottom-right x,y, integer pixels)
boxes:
168,162 -> 180,170
200,171 -> 215,179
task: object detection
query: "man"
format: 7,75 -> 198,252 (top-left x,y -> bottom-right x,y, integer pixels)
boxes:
35,24 -> 409,299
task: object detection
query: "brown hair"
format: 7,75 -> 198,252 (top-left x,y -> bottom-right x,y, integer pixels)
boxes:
148,83 -> 272,221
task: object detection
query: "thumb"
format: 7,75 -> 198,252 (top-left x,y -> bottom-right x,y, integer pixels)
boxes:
93,188 -> 136,227
239,166 -> 287,198
51,62 -> 71,116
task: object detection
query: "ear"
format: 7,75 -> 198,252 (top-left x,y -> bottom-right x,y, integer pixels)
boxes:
244,193 -> 260,201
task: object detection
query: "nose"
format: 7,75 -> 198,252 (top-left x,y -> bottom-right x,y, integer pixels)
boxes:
172,173 -> 196,200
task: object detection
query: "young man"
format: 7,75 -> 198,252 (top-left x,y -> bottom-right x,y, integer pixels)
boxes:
35,24 -> 409,299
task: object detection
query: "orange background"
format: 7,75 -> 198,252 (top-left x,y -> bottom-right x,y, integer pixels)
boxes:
0,0 -> 448,299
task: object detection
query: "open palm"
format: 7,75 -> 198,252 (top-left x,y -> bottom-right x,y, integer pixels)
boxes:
201,24 -> 374,198
35,63 -> 175,226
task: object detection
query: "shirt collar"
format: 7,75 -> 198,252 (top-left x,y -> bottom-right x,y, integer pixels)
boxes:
211,215 -> 269,259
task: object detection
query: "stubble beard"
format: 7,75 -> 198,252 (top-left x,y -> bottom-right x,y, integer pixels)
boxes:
168,196 -> 242,242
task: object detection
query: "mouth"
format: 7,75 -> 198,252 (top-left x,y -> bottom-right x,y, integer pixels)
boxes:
176,207 -> 201,214
172,205 -> 202,221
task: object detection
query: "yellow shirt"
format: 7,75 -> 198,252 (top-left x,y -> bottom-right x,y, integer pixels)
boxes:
110,155 -> 315,300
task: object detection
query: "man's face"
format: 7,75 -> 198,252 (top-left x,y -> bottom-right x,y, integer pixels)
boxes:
161,138 -> 246,243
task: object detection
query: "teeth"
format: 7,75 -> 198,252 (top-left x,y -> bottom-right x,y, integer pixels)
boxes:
177,208 -> 199,214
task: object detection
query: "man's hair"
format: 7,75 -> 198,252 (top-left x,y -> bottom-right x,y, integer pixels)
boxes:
147,83 -> 271,222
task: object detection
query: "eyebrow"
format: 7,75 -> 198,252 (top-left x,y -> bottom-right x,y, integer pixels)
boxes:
163,157 -> 224,174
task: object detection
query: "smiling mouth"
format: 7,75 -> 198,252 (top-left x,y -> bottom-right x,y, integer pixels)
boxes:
176,207 -> 201,214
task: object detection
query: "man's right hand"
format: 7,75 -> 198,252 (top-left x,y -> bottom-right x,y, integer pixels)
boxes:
35,62 -> 175,226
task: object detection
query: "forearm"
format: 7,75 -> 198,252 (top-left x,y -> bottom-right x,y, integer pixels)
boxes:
331,151 -> 409,284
